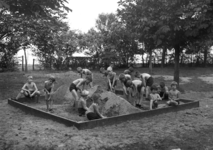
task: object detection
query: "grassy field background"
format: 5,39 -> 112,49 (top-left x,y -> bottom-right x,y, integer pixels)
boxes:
1,67 -> 213,150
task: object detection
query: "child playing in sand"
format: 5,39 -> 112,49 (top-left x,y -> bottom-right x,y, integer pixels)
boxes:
44,76 -> 56,112
149,85 -> 162,110
77,67 -> 93,87
126,79 -> 144,108
119,73 -> 132,97
78,90 -> 90,116
159,82 -> 169,100
86,94 -> 106,120
69,77 -> 92,110
106,71 -> 117,92
167,81 -> 180,106
135,72 -> 154,100
15,75 -> 40,102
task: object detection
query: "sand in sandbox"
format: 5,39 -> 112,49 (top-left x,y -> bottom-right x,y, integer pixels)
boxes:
88,85 -> 142,117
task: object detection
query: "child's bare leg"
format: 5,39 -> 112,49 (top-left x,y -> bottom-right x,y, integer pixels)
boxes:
45,95 -> 49,111
71,90 -> 79,110
16,90 -> 24,100
145,86 -> 150,99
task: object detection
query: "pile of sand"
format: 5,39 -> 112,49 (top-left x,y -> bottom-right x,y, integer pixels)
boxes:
88,85 -> 142,117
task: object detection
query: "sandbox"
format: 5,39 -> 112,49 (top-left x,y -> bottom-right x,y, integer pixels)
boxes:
8,93 -> 199,130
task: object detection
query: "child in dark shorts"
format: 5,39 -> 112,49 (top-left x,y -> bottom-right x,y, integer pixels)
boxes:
15,76 -> 40,102
78,90 -> 89,116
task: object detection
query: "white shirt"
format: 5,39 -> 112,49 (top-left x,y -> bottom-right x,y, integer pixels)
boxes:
107,66 -> 113,72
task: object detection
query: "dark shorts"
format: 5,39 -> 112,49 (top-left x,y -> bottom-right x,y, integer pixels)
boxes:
152,100 -> 158,109
146,76 -> 154,87
69,83 -> 78,92
24,91 -> 35,98
86,112 -> 102,120
78,108 -> 87,116
159,92 -> 169,100
137,84 -> 143,93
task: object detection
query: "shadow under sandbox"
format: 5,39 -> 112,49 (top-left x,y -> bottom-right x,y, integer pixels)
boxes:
8,92 -> 199,130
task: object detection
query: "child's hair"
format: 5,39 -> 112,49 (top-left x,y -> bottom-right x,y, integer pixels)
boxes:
85,76 -> 92,82
77,67 -> 82,73
119,73 -> 125,81
91,93 -> 101,104
129,67 -> 134,73
100,67 -> 105,73
49,76 -> 56,82
126,80 -> 133,87
135,71 -> 140,77
151,84 -> 158,91
171,81 -> 178,86
160,82 -> 165,87
28,75 -> 33,79
124,69 -> 131,75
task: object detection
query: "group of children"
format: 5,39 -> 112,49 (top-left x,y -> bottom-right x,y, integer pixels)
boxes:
13,64 -> 180,121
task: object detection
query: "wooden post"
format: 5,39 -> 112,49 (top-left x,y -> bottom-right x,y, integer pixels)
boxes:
22,56 -> 24,71
33,59 -> 35,71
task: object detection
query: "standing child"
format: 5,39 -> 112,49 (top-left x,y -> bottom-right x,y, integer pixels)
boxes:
167,81 -> 180,106
106,71 -> 117,92
77,67 -> 93,87
44,76 -> 56,112
107,63 -> 114,72
135,72 -> 154,100
16,76 -> 40,102
119,73 -> 131,98
78,90 -> 89,116
126,79 -> 144,108
69,77 -> 92,110
149,85 -> 162,110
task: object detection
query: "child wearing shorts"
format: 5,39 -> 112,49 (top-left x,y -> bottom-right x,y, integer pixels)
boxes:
16,75 -> 40,102
77,67 -> 93,87
126,79 -> 144,107
135,72 -> 154,100
167,81 -> 180,106
149,85 -> 162,110
78,90 -> 89,116
69,77 -> 92,110
106,71 -> 117,92
44,76 -> 56,112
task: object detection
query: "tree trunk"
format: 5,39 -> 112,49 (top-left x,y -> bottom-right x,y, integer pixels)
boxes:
161,47 -> 166,68
203,47 -> 208,67
174,45 -> 180,86
149,50 -> 153,74
23,47 -> 28,72
141,53 -> 144,67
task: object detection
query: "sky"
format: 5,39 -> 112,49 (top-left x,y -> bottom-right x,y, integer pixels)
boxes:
16,0 -> 120,64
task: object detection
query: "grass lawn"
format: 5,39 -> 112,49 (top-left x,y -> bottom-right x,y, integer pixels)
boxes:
1,67 -> 213,150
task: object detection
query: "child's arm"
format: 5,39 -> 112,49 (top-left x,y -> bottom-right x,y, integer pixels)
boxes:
30,83 -> 39,97
22,84 -> 30,92
141,76 -> 146,87
112,74 -> 116,89
157,94 -> 162,101
174,91 -> 180,101
107,76 -> 112,91
150,99 -> 153,110
82,100 -> 89,111
94,104 -> 106,118
76,80 -> 84,91
122,83 -> 128,95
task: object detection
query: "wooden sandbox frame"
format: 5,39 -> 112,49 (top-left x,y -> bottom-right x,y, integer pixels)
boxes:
8,91 -> 199,130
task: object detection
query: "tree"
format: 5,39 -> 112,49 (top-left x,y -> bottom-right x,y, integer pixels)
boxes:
118,0 -> 213,85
